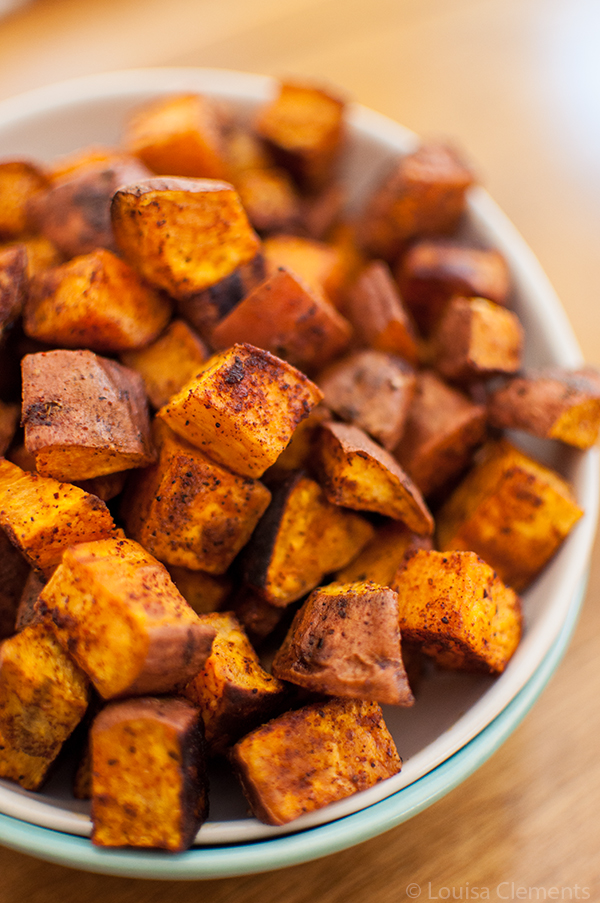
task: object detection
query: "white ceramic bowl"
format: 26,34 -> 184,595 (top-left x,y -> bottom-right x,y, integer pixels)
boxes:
0,67 -> 597,876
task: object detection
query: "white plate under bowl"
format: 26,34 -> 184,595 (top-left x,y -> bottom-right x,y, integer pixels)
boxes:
0,67 -> 597,860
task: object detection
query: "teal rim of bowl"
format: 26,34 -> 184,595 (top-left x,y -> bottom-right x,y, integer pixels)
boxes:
0,573 -> 587,880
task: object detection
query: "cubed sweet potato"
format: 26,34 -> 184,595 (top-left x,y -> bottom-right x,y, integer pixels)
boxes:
158,343 -> 323,479
0,457 -> 116,575
123,93 -> 229,180
120,318 -> 208,409
430,296 -> 524,383
0,401 -> 19,456
27,153 -> 152,258
111,177 -> 260,298
166,565 -> 233,615
316,421 -> 434,534
228,588 -> 288,646
262,233 -> 348,307
39,536 -> 217,698
91,696 -> 208,851
183,611 -> 287,754
0,528 -> 30,640
211,266 -> 352,372
14,570 -> 45,632
487,366 -> 600,449
273,581 -> 413,705
0,160 -> 48,239
392,549 -> 522,673
123,420 -> 271,574
24,249 -> 172,353
436,439 -> 584,591
357,144 -> 475,260
397,239 -> 511,335
255,81 -> 346,191
317,349 -> 416,450
243,472 -> 374,607
264,403 -> 330,480
334,519 -> 432,586
0,621 -> 89,790
230,697 -> 401,825
235,167 -> 302,234
343,260 -> 419,364
22,349 -> 155,481
0,244 -> 28,343
394,369 -> 488,497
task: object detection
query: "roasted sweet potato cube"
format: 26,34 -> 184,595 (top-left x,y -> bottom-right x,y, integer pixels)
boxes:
397,240 -> 511,335
344,261 -> 419,364
39,537 -> 216,699
121,318 -> 208,409
392,549 -> 522,673
175,252 -> 265,341
0,528 -> 29,640
394,370 -> 488,497
230,698 -> 401,826
0,160 -> 48,239
235,167 -> 302,234
436,439 -> 584,591
22,349 -> 155,481
14,570 -> 45,632
273,582 -> 413,705
262,233 -> 348,307
255,81 -> 346,191
301,182 -> 346,241
0,401 -> 19,456
334,520 -> 432,586
211,266 -> 351,372
5,235 -> 62,277
317,349 -> 416,450
27,153 -> 152,258
487,366 -> 600,449
123,421 -> 271,573
243,473 -> 374,607
158,343 -> 323,479
265,404 -> 330,480
229,588 -> 288,646
74,471 -> 128,503
166,565 -> 233,615
357,144 -> 475,261
431,296 -> 524,383
183,611 -> 286,754
224,124 -> 273,176
111,177 -> 260,298
123,93 -> 229,180
91,696 -> 208,851
24,249 -> 171,353
0,244 -> 28,343
316,421 -> 434,534
0,458 -> 116,575
0,621 -> 89,790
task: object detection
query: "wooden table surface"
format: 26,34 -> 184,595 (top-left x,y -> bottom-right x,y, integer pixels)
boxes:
2,0 -> 600,899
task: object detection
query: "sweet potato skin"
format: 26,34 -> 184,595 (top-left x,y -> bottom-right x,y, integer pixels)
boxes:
230,698 -> 401,825
91,696 -> 208,851
272,581 -> 414,705
39,537 -> 217,699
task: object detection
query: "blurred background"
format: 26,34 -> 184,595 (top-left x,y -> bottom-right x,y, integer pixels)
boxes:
1,0 -> 600,900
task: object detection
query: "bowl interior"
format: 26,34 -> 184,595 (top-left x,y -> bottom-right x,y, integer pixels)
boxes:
0,67 -> 597,849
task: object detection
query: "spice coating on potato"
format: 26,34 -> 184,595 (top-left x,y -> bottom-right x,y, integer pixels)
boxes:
317,349 -> 416,451
487,366 -> 600,449
22,349 -> 156,482
272,581 -> 414,706
91,696 -> 208,851
123,421 -> 271,574
436,439 -> 584,591
243,472 -> 374,607
111,177 -> 260,298
0,457 -> 116,575
158,343 -> 323,479
0,621 -> 89,790
316,421 -> 434,534
392,549 -> 522,674
183,611 -> 287,754
39,537 -> 217,699
230,698 -> 401,825
334,520 -> 432,586
24,249 -> 172,353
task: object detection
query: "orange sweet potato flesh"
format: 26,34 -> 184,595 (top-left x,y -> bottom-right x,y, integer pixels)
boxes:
230,698 -> 401,826
0,160 -> 48,240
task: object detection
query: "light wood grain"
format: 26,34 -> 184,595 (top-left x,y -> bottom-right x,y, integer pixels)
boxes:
1,0 -> 600,898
